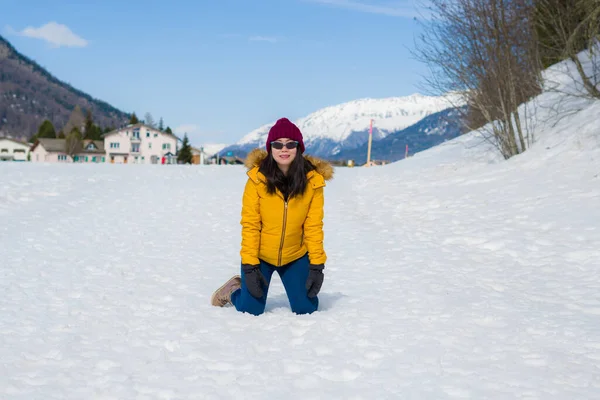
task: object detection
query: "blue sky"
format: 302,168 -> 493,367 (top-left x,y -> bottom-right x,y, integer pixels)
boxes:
2,0 -> 429,144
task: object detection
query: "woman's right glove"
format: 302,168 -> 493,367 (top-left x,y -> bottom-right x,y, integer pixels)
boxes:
242,264 -> 268,298
306,264 -> 324,298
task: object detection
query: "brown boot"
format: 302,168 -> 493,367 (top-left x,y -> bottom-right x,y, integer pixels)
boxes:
211,275 -> 241,307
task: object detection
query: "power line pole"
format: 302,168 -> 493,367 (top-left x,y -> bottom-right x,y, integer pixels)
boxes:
366,119 -> 373,167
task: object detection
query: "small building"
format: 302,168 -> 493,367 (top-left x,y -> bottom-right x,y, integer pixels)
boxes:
0,137 -> 31,161
209,153 -> 245,165
73,140 -> 106,163
30,138 -> 106,163
191,147 -> 211,165
30,138 -> 70,163
209,150 -> 245,165
363,159 -> 388,167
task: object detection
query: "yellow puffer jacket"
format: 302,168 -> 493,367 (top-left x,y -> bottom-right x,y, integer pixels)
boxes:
240,149 -> 334,267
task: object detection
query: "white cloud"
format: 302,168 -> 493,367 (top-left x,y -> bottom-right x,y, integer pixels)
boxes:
14,22 -> 88,48
220,33 -> 280,43
249,36 -> 278,43
306,0 -> 421,18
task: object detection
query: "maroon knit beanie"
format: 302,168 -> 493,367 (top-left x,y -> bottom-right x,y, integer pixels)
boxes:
266,118 -> 305,154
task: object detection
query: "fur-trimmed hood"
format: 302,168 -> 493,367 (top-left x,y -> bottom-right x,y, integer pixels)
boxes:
244,148 -> 334,182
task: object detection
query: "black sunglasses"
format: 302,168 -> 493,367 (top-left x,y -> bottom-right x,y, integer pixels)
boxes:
271,141 -> 299,150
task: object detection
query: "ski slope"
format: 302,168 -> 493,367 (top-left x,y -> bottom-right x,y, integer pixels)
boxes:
1,63 -> 600,398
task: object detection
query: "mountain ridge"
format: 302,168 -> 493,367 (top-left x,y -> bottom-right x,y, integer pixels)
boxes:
220,93 -> 463,159
333,106 -> 468,163
0,35 -> 130,141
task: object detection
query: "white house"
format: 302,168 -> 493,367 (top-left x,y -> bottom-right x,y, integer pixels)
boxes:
0,137 -> 31,161
30,138 -> 106,163
102,123 -> 178,164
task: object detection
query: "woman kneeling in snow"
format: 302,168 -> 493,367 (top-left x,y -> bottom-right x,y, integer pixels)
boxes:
211,117 -> 334,315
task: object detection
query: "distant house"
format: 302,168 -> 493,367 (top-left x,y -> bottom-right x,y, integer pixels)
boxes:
191,147 -> 211,165
102,123 -> 178,164
363,160 -> 388,167
74,140 -> 106,163
209,153 -> 245,165
30,138 -> 106,163
0,137 -> 31,161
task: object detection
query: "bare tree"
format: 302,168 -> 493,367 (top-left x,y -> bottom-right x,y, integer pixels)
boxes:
144,112 -> 156,128
65,127 -> 83,158
414,0 -> 542,159
569,0 -> 600,98
535,0 -> 600,99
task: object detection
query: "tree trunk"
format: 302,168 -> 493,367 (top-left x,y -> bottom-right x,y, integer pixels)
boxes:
570,54 -> 600,98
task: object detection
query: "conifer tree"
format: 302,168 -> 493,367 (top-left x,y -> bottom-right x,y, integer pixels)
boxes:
84,109 -> 93,135
130,113 -> 139,124
81,109 -> 103,140
177,133 -> 193,164
31,119 -> 56,141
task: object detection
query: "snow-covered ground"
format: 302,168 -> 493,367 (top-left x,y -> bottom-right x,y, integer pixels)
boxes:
2,61 -> 600,398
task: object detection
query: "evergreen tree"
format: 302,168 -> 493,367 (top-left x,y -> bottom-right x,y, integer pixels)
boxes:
31,119 -> 56,141
84,109 -> 93,136
91,125 -> 103,140
158,117 -> 164,131
57,130 -> 65,139
82,109 -> 103,140
165,126 -> 173,134
130,113 -> 139,124
177,133 -> 193,164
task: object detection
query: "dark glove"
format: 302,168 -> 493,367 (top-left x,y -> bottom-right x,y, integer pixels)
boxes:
242,264 -> 268,298
306,264 -> 324,298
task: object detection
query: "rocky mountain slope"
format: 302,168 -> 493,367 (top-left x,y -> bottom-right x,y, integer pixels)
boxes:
0,35 -> 129,141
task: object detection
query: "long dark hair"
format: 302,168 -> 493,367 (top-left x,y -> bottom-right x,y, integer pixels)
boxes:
259,152 -> 315,200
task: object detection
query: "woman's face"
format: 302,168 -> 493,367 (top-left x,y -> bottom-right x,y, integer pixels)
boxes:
270,138 -> 298,167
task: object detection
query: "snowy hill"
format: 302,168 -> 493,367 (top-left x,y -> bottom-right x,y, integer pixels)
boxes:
220,93 -> 461,159
1,56 -> 599,398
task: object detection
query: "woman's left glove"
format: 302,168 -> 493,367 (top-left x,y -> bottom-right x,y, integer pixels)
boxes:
306,264 -> 324,298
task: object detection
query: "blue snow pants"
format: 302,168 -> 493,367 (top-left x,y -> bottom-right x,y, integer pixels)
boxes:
230,253 -> 319,316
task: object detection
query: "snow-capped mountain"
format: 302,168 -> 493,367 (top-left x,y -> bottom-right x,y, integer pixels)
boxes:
332,106 -> 468,163
220,93 -> 463,159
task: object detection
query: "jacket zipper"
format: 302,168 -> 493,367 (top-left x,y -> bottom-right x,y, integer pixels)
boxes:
277,200 -> 288,266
